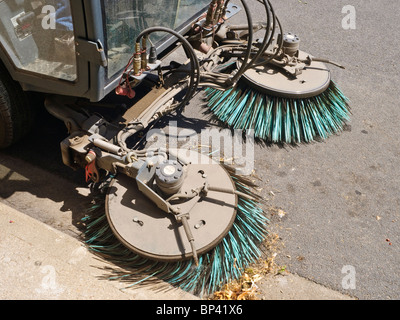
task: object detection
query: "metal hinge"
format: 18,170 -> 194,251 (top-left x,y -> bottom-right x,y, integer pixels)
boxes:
75,38 -> 108,67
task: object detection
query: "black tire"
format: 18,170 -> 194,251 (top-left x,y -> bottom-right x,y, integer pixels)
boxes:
0,63 -> 35,148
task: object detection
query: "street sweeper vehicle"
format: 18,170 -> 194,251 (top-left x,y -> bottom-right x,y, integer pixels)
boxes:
0,0 -> 350,295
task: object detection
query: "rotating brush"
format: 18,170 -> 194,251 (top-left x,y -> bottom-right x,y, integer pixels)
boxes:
81,168 -> 268,297
196,0 -> 350,144
204,79 -> 350,144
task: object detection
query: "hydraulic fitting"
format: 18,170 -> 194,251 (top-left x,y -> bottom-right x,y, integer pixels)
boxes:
134,42 -> 142,75
141,36 -> 149,71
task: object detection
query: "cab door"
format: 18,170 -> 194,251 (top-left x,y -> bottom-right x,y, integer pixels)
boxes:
0,0 -> 93,99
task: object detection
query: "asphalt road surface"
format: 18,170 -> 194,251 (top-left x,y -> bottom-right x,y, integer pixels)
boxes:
234,0 -> 400,300
1,0 -> 399,300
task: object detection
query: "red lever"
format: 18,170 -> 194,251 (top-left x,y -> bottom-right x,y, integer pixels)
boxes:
85,161 -> 100,183
115,85 -> 136,99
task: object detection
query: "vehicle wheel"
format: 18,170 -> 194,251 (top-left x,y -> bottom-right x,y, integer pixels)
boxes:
0,64 -> 35,148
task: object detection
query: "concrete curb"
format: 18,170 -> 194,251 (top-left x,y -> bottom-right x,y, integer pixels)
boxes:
1,201 -> 354,300
258,273 -> 355,300
0,202 -> 198,300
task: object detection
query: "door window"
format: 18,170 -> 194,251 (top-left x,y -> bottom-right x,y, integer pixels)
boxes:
0,0 -> 77,81
103,0 -> 210,78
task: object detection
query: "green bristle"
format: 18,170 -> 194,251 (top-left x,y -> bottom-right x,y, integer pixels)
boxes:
81,173 -> 268,297
205,81 -> 350,144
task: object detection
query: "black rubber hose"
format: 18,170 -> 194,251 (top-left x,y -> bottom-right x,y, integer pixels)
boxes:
135,27 -> 201,110
251,0 -> 284,68
228,0 -> 254,85
241,0 -> 272,72
246,0 -> 277,68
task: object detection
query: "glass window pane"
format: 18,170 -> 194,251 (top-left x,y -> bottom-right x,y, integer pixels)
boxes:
103,0 -> 210,78
0,0 -> 77,81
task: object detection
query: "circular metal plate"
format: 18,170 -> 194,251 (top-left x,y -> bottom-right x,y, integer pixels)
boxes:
105,153 -> 237,262
241,51 -> 331,99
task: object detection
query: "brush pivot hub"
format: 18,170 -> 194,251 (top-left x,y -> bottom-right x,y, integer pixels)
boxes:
155,160 -> 184,195
242,50 -> 331,99
283,33 -> 300,57
105,151 -> 237,262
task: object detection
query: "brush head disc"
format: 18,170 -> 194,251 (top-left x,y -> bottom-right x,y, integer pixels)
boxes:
105,152 -> 237,262
241,51 -> 331,99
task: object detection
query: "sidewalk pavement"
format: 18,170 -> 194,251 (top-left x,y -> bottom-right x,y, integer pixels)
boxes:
0,201 -> 197,300
0,201 -> 354,300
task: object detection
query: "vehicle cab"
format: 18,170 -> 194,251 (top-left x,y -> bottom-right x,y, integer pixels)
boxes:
0,0 -> 210,102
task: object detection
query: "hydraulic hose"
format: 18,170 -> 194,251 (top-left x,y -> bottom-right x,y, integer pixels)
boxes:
245,0 -> 284,70
135,27 -> 201,111
227,0 -> 254,85
203,0 -> 283,87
